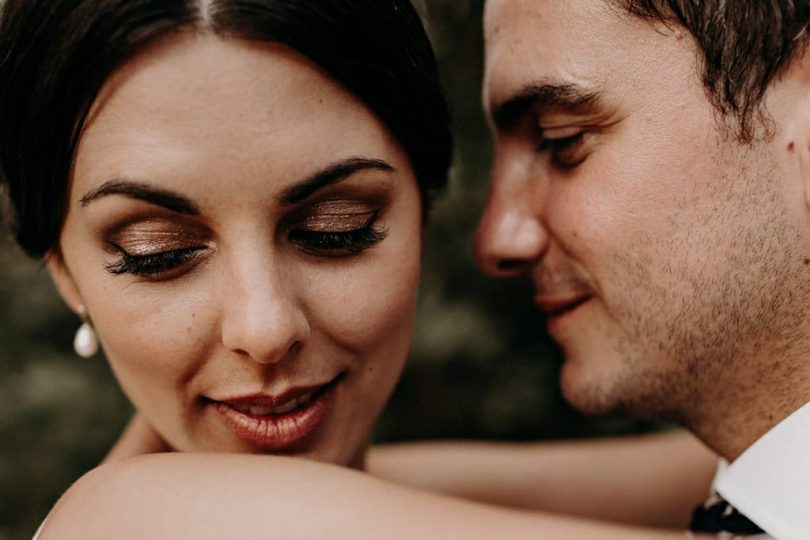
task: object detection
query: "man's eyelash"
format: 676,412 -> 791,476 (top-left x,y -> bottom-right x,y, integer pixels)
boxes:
537,131 -> 588,168
537,132 -> 585,153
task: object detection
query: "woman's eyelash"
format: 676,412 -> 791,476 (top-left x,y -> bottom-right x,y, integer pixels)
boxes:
289,219 -> 388,255
105,246 -> 205,277
105,213 -> 387,277
289,225 -> 388,254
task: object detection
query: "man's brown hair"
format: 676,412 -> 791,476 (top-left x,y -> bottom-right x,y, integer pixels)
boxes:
617,0 -> 810,142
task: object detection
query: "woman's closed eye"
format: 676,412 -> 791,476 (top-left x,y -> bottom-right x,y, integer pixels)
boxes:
105,244 -> 207,278
102,200 -> 390,279
288,209 -> 388,256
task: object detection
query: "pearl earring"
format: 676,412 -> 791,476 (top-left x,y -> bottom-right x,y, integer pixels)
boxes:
73,305 -> 99,358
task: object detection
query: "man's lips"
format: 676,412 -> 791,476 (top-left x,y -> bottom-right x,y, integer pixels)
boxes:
535,293 -> 591,318
207,374 -> 342,450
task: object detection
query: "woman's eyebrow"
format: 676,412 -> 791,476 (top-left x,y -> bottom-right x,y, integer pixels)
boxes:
280,157 -> 395,205
77,157 -> 394,212
79,180 -> 200,215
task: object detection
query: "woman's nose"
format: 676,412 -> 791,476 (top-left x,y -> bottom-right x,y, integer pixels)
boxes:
474,172 -> 549,277
220,260 -> 310,365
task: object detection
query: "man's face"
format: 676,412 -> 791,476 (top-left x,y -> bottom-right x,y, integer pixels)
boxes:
478,0 -> 809,421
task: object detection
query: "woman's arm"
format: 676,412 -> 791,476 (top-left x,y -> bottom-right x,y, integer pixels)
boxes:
102,414 -> 170,464
105,416 -> 716,528
40,453 -> 706,540
368,431 -> 717,528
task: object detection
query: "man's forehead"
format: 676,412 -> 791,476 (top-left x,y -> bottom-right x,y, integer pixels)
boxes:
484,0 -> 617,45
484,0 -> 600,110
482,0 -> 663,117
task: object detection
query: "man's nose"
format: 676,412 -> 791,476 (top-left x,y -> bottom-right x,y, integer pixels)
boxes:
474,166 -> 549,277
220,258 -> 310,365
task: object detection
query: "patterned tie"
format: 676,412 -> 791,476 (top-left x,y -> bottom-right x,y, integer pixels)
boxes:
690,496 -> 765,535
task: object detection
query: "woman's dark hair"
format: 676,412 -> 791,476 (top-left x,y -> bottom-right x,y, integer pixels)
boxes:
0,0 -> 452,258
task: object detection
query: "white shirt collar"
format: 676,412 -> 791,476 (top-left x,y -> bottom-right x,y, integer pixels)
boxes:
714,401 -> 810,540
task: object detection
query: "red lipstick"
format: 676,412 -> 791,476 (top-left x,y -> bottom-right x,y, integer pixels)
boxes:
210,377 -> 339,450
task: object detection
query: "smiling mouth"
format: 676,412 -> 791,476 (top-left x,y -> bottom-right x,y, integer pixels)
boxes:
208,374 -> 343,451
537,294 -> 590,316
227,388 -> 322,416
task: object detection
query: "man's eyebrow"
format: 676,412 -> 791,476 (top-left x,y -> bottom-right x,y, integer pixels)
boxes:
491,80 -> 603,132
280,157 -> 395,205
79,180 -> 200,215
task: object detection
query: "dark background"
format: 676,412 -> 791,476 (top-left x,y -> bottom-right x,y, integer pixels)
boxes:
0,1 -> 653,537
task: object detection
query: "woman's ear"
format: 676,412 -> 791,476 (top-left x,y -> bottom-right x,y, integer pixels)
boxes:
797,124 -> 810,214
781,47 -> 810,212
800,140 -> 810,212
46,253 -> 84,314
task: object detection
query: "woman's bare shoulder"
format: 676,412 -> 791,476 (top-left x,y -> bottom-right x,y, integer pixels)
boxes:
40,454 -> 357,539
40,453 -> 696,540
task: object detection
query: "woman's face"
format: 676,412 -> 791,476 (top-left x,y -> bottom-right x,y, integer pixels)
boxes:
51,34 -> 423,469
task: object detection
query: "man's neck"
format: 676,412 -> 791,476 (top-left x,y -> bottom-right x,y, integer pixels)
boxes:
687,351 -> 810,461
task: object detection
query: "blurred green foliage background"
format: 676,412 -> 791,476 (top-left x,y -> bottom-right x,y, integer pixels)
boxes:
0,1 -> 653,537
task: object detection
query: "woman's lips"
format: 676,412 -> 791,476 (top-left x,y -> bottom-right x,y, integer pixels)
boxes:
209,376 -> 340,451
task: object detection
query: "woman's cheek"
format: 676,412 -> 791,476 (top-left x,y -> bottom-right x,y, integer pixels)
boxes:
310,237 -> 421,357
92,285 -> 215,432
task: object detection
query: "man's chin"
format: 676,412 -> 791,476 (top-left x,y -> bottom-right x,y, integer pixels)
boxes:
560,381 -> 617,416
559,359 -> 649,418
559,361 -> 617,415
560,361 -> 685,423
